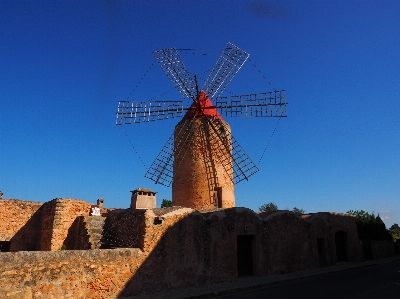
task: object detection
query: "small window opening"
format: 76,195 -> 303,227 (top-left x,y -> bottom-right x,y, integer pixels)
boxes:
214,187 -> 222,208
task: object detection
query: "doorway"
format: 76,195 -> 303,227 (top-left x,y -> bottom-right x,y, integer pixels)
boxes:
335,230 -> 348,262
317,238 -> 328,267
237,235 -> 253,277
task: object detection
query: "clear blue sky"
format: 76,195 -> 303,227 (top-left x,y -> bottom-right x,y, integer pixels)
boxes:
1,0 -> 399,227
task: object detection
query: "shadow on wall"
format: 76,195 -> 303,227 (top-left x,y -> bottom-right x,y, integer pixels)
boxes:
65,216 -> 90,250
100,209 -> 147,249
105,208 -> 345,298
0,206 -> 365,298
121,209 -> 261,297
9,206 -> 44,251
8,199 -> 92,252
115,208 -> 239,297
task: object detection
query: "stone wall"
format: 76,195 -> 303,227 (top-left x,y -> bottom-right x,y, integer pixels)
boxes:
38,199 -> 57,251
0,207 -> 365,298
301,214 -> 333,266
259,211 -> 318,274
64,216 -> 90,250
39,198 -> 92,251
0,200 -> 43,241
0,199 -> 43,251
304,212 -> 363,262
1,198 -> 115,252
102,209 -> 147,249
363,240 -> 396,259
0,249 -> 145,299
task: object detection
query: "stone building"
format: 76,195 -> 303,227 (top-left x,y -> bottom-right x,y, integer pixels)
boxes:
130,188 -> 156,209
0,195 -> 366,298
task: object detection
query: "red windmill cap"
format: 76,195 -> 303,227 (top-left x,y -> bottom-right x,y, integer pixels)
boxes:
183,90 -> 224,120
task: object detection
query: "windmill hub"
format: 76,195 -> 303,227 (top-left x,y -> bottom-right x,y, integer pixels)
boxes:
183,91 -> 223,120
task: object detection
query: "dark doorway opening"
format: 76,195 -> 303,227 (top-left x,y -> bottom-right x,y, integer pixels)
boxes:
317,238 -> 328,267
0,241 -> 11,252
335,230 -> 348,262
237,235 -> 253,277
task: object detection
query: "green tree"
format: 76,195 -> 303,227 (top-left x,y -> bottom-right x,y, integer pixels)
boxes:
389,223 -> 400,242
292,207 -> 305,215
259,202 -> 278,212
161,199 -> 172,208
347,210 -> 392,240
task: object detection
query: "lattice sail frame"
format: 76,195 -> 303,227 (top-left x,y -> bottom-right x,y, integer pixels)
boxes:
144,116 -> 196,186
116,100 -> 185,124
201,42 -> 250,100
116,90 -> 286,124
152,48 -> 197,100
117,42 -> 286,188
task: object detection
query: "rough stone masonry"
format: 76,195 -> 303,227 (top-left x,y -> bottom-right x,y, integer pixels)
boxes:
0,196 -> 366,298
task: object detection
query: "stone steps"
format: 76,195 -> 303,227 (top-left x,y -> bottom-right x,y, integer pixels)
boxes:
84,216 -> 105,249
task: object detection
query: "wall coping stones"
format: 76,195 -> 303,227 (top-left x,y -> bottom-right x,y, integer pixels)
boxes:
0,248 -> 142,264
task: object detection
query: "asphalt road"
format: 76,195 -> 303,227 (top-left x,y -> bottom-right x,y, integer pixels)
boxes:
207,260 -> 400,299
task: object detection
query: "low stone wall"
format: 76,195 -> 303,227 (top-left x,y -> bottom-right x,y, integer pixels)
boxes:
0,249 -> 145,299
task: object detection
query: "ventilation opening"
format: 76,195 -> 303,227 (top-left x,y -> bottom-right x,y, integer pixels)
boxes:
0,241 -> 11,252
153,217 -> 163,225
237,235 -> 254,277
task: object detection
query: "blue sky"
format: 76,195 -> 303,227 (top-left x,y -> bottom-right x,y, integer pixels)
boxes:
1,0 -> 399,227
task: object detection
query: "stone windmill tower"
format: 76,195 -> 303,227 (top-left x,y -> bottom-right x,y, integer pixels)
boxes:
116,42 -> 286,211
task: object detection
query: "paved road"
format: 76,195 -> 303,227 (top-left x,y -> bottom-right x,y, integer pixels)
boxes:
207,260 -> 400,299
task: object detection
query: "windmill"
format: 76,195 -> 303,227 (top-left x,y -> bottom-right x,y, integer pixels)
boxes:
116,42 -> 286,211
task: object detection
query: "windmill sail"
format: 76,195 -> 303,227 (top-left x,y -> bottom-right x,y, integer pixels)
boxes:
144,116 -> 197,186
116,100 -> 185,125
215,90 -> 287,118
117,42 -> 287,211
205,118 -> 259,183
152,48 -> 197,100
116,90 -> 287,124
201,42 -> 250,100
